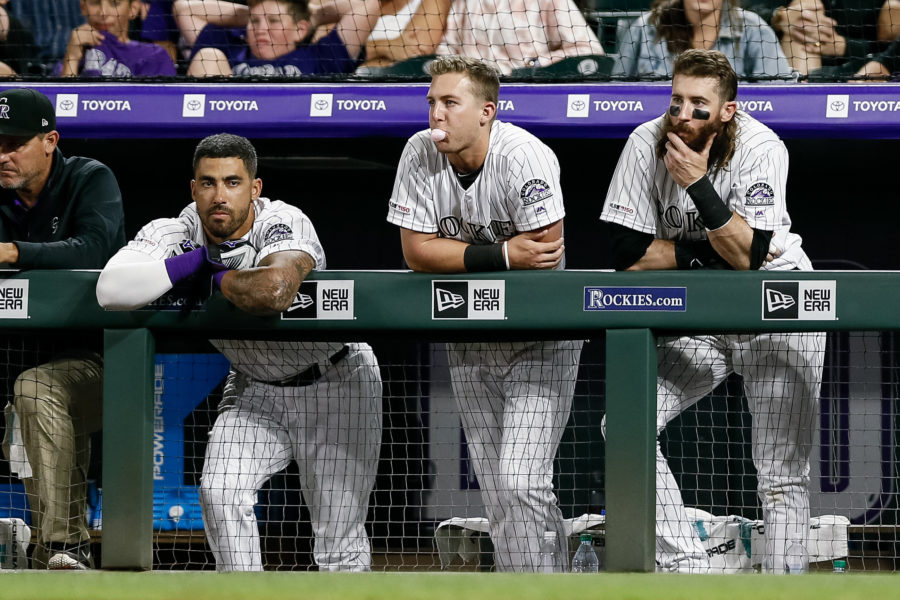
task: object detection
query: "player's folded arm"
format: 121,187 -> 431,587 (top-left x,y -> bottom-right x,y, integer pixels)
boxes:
399,228 -> 468,273
96,249 -> 174,310
218,249 -> 313,316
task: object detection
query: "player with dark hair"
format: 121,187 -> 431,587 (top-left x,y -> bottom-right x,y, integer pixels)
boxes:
97,133 -> 383,571
0,88 -> 125,569
386,55 -> 583,572
601,49 -> 824,573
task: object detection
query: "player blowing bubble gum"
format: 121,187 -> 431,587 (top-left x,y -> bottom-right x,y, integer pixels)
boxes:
388,55 -> 583,572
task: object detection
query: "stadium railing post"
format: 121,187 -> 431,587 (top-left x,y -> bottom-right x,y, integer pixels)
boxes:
102,328 -> 156,570
605,328 -> 656,572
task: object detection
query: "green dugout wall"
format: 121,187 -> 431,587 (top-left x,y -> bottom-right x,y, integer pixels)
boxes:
0,269 -> 896,571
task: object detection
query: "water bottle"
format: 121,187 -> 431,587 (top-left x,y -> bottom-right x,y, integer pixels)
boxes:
572,533 -> 599,573
538,531 -> 560,573
833,559 -> 847,573
784,540 -> 808,574
90,488 -> 103,530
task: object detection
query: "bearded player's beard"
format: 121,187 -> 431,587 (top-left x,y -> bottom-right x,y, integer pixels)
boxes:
665,117 -> 722,152
657,116 -> 733,172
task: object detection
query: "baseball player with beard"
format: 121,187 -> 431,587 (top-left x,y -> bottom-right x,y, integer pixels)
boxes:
96,133 -> 382,571
386,55 -> 583,572
600,49 -> 824,573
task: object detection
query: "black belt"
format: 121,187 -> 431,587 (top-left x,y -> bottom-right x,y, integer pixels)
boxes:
264,345 -> 349,387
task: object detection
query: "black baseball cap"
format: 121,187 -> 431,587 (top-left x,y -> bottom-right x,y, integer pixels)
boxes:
0,88 -> 56,137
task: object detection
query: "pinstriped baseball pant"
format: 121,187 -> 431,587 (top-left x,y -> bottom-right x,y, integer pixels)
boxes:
199,344 -> 382,572
656,332 -> 825,573
448,339 -> 583,572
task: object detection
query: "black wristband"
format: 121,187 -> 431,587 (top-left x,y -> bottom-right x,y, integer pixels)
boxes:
463,243 -> 506,272
686,176 -> 732,231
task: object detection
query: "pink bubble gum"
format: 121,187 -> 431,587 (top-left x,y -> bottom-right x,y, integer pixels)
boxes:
430,129 -> 447,142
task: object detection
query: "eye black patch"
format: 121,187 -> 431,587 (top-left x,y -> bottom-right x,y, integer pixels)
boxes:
668,104 -> 711,120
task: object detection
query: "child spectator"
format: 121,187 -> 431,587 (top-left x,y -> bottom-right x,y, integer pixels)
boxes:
61,0 -> 176,77
177,0 -> 381,77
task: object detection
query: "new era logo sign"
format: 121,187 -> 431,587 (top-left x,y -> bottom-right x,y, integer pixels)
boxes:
288,293 -> 314,311
435,288 -> 465,312
432,280 -> 505,320
762,280 -> 836,320
281,281 -> 354,320
765,288 -> 796,313
762,282 -> 799,319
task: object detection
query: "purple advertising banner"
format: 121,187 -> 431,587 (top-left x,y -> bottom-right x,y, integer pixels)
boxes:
10,82 -> 900,139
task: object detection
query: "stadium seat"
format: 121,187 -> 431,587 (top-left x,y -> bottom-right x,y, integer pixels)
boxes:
511,55 -> 615,81
362,55 -> 437,80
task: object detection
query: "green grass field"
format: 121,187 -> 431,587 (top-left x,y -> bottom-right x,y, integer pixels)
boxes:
0,572 -> 896,600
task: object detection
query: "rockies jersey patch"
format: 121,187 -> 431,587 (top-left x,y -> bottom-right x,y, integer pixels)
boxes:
263,223 -> 293,244
520,179 -> 553,206
745,182 -> 775,206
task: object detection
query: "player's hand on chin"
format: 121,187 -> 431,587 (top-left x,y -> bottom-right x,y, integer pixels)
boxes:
664,132 -> 714,188
506,230 -> 564,270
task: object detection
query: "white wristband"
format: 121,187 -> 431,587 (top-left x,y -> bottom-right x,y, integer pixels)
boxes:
502,240 -> 510,270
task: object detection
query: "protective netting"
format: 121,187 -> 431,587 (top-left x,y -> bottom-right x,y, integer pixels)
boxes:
1,332 -> 899,571
1,0 -> 895,81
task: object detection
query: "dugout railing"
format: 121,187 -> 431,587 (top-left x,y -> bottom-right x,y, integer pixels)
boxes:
1,268 -> 897,572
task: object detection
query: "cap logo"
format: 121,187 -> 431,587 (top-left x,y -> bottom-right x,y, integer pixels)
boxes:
41,118 -> 48,127
0,97 -> 9,120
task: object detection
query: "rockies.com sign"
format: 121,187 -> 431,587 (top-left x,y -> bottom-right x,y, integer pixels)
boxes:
583,286 -> 686,312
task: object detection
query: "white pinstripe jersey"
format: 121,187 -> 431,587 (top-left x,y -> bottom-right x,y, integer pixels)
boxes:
601,112 -> 811,271
126,196 -> 345,381
387,119 -> 567,268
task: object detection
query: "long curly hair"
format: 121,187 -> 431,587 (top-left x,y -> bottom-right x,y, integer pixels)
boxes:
649,0 -> 741,56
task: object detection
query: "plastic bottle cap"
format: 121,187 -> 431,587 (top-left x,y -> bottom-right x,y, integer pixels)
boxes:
580,533 -> 592,542
834,560 -> 847,568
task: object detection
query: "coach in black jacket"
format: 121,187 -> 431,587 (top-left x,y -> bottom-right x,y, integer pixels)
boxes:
0,88 -> 124,570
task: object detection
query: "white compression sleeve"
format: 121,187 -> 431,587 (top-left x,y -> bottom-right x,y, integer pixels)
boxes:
96,249 -> 176,311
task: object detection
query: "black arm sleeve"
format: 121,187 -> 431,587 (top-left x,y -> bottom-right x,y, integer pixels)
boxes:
607,222 -> 654,271
674,239 -> 732,270
15,164 -> 125,269
749,228 -> 775,270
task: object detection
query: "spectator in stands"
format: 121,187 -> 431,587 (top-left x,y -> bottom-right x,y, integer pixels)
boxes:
0,88 -> 125,570
854,33 -> 899,78
616,0 -> 793,79
7,0 -> 84,74
362,0 -> 605,75
176,0 -> 381,77
60,0 -> 176,76
136,0 -> 180,63
360,0 -> 450,69
0,1 -> 39,76
744,0 -> 899,76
